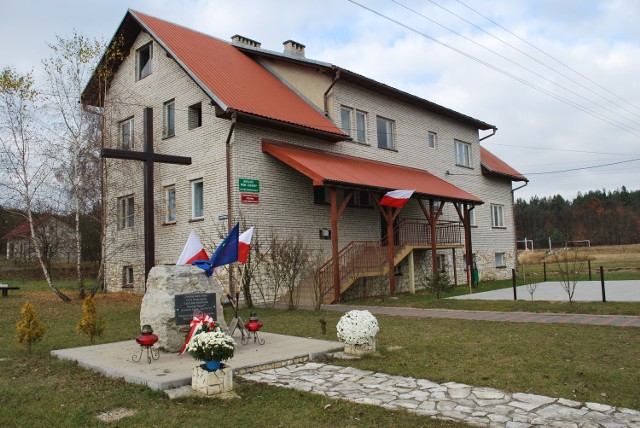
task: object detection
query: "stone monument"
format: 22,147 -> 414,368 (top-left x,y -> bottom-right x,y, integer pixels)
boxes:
140,265 -> 228,352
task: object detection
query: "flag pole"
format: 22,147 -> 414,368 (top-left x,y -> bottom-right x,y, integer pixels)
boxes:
227,263 -> 247,339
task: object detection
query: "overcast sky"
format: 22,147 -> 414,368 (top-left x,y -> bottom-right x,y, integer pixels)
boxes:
2,0 -> 638,202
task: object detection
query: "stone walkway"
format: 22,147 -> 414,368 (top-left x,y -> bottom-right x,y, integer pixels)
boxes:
241,362 -> 640,428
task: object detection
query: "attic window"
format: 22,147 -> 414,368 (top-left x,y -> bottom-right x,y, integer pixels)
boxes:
137,43 -> 152,80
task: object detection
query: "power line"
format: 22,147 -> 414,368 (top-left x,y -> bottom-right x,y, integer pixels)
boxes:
454,0 -> 640,116
521,158 -> 640,175
483,142 -> 638,157
391,0 -> 640,130
346,0 -> 640,138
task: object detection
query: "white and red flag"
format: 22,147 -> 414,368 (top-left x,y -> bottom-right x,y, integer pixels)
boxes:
176,230 -> 209,265
380,189 -> 414,209
238,227 -> 254,263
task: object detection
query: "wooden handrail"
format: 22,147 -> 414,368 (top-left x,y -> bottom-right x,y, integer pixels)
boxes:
317,219 -> 463,299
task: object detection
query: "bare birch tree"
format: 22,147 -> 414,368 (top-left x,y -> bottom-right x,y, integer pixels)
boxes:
42,32 -> 104,298
0,67 -> 70,302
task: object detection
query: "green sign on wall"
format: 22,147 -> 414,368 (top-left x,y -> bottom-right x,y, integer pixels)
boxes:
239,178 -> 260,193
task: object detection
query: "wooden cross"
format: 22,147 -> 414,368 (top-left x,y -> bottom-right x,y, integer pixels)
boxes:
101,107 -> 192,284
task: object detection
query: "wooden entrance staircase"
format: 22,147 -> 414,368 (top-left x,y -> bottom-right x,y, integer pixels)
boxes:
313,218 -> 463,304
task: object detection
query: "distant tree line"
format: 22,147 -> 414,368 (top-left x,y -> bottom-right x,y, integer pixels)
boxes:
515,186 -> 640,248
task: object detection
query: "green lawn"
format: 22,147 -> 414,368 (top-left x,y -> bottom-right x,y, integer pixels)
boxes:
1,285 -> 639,427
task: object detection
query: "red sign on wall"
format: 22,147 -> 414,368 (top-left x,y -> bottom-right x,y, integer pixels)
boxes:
241,193 -> 259,204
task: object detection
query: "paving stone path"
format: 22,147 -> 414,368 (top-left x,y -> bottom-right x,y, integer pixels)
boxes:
241,362 -> 640,428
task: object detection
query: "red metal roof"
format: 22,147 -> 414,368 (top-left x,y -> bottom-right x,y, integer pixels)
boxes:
480,146 -> 528,182
130,11 -> 345,140
1,215 -> 52,240
262,141 -> 482,204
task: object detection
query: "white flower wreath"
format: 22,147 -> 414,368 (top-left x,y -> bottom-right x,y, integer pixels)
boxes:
336,310 -> 379,345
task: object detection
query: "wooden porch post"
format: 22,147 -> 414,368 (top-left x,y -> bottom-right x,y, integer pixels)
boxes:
408,250 -> 415,294
453,202 -> 473,291
386,206 -> 396,295
429,200 -> 438,275
330,188 -> 353,302
452,247 -> 457,286
330,188 -> 340,302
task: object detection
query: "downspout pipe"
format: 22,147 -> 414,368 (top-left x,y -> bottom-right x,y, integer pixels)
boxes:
323,69 -> 341,117
226,110 -> 238,294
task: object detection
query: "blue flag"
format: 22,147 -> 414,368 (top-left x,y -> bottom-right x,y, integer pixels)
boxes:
193,223 -> 239,276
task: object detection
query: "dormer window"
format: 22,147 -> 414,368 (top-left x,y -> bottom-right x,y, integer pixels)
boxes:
136,43 -> 152,80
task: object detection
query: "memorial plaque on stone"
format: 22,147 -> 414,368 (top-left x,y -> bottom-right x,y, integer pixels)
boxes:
175,293 -> 216,325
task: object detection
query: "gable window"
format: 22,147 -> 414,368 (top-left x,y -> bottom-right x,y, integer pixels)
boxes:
136,43 -> 152,80
164,99 -> 175,138
377,116 -> 395,150
428,131 -> 437,149
120,118 -> 134,150
118,195 -> 134,229
165,185 -> 176,223
455,140 -> 471,167
188,102 -> 202,130
491,204 -> 505,228
495,252 -> 506,268
191,179 -> 203,219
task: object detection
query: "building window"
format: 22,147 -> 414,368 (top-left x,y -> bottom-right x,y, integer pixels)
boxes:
164,99 -> 175,138
123,266 -> 134,286
118,195 -> 134,229
314,186 -> 330,204
376,116 -> 395,150
491,204 -> 505,228
346,190 -> 372,208
455,140 -> 471,167
191,179 -> 203,219
468,208 -> 476,226
188,102 -> 202,130
495,252 -> 506,268
437,254 -> 447,272
165,185 -> 176,223
340,107 -> 352,136
340,107 -> 368,143
428,131 -> 437,149
432,200 -> 441,212
136,43 -> 152,80
120,118 -> 134,149
355,111 -> 367,143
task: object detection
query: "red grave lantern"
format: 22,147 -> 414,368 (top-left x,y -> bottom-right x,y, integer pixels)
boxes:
133,324 -> 160,363
242,312 -> 265,345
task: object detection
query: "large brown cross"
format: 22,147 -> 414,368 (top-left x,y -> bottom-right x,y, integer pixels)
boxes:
101,107 -> 192,284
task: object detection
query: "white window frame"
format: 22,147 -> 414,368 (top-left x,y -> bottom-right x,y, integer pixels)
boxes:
165,185 -> 176,223
377,116 -> 395,150
136,43 -> 152,80
123,266 -> 134,285
191,179 -> 204,219
118,195 -> 134,229
164,99 -> 175,138
341,106 -> 368,143
120,117 -> 134,149
468,208 -> 476,226
428,131 -> 437,149
495,252 -> 506,268
455,140 -> 471,167
491,204 -> 505,228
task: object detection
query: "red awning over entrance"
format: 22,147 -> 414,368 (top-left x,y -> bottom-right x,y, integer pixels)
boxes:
262,140 -> 483,204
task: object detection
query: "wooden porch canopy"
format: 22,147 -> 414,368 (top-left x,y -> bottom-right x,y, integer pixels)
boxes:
262,140 -> 484,300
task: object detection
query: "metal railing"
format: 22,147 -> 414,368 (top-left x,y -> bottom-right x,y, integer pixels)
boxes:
317,218 -> 463,299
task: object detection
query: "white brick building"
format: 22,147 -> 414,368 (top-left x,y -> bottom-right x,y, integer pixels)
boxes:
83,10 -> 527,301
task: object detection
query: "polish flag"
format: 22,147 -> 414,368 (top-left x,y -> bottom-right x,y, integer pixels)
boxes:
176,230 -> 209,265
380,189 -> 414,209
238,227 -> 254,263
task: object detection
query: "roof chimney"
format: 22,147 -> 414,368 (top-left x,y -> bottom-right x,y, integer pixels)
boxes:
283,40 -> 305,57
231,35 -> 261,49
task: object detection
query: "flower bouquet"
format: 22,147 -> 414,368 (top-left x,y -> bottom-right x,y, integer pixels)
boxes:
187,328 -> 236,363
336,309 -> 379,345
